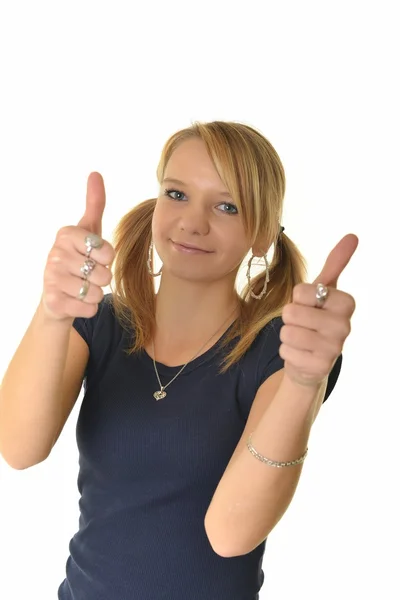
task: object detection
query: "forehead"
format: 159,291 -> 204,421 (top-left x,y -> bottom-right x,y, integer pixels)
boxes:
168,137 -> 208,162
165,138 -> 227,190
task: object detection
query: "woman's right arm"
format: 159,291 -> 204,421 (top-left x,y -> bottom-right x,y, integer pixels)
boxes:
0,299 -> 87,470
0,172 -> 115,469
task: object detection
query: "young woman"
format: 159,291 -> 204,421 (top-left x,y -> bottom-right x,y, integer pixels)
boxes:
0,120 -> 357,599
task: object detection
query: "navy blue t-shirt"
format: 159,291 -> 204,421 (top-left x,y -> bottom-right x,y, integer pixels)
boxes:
58,293 -> 342,600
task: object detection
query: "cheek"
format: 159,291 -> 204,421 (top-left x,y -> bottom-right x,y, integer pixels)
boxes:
151,203 -> 167,240
221,222 -> 248,253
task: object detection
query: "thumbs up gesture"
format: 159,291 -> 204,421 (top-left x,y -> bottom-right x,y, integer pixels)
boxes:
279,234 -> 359,387
42,172 -> 115,321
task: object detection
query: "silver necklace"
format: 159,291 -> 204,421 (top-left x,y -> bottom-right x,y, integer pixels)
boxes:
151,307 -> 238,400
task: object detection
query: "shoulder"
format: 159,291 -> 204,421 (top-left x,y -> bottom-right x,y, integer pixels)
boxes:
249,314 -> 342,403
72,292 -> 119,346
248,315 -> 284,361
257,315 -> 284,344
252,316 -> 285,384
230,316 -> 284,393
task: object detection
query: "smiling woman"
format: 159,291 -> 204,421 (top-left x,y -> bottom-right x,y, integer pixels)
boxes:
110,122 -> 308,370
0,119 -> 346,600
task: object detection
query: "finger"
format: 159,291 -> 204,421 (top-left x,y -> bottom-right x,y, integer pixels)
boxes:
282,302 -> 348,336
292,283 -> 356,316
313,233 -> 359,288
280,324 -> 342,355
279,343 -> 330,373
281,324 -> 325,352
77,172 -> 106,236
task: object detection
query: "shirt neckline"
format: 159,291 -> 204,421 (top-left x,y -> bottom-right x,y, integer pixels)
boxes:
136,319 -> 238,377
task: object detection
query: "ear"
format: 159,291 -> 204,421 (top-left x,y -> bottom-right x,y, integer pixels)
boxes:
251,246 -> 267,258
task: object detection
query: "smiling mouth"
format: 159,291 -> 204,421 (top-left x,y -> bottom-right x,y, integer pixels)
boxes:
171,241 -> 212,253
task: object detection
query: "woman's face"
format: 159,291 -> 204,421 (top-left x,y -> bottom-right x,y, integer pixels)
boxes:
152,138 -> 252,285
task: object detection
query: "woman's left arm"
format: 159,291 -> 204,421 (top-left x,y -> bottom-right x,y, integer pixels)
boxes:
204,372 -> 328,558
205,233 -> 358,557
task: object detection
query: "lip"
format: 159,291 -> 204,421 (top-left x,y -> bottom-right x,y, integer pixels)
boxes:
171,240 -> 212,254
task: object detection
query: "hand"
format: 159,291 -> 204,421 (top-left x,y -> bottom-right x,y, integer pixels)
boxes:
41,172 -> 115,322
279,233 -> 359,387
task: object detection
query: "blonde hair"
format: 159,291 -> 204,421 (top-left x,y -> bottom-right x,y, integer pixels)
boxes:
109,120 -> 307,373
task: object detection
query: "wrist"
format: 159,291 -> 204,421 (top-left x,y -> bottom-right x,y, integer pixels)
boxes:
283,368 -> 327,392
281,370 -> 326,398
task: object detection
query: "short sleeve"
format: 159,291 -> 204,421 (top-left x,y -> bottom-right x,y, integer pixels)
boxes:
72,315 -> 93,347
257,317 -> 343,404
72,295 -> 111,384
72,316 -> 95,384
257,317 -> 285,384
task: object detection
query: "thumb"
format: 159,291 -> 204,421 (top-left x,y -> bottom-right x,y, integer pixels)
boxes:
312,233 -> 359,289
77,172 -> 106,236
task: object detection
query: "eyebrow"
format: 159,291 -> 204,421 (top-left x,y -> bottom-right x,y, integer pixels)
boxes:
162,177 -> 232,198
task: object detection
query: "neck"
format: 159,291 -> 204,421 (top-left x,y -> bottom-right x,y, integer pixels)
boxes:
154,275 -> 240,346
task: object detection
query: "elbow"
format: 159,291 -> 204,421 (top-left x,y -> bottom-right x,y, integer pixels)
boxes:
207,537 -> 239,559
204,515 -> 231,558
204,515 -> 251,558
1,448 -> 50,470
204,512 -> 273,558
1,454 -> 29,470
208,537 -> 253,558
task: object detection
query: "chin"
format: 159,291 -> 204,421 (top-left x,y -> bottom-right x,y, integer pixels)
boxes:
165,266 -> 211,281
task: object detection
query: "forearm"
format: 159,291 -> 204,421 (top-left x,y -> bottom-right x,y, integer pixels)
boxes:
206,373 -> 328,557
0,298 -> 74,469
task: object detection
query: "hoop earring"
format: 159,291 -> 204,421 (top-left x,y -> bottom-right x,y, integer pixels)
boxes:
147,240 -> 163,277
246,253 -> 270,300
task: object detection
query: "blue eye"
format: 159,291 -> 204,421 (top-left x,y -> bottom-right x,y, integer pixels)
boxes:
164,188 -> 238,215
164,188 -> 186,201
218,203 -> 238,215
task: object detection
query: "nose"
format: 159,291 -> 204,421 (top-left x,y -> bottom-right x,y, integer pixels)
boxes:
178,202 -> 210,236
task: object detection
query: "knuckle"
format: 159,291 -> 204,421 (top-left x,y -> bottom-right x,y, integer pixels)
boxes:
340,292 -> 356,314
280,324 -> 291,343
292,283 -> 304,303
278,343 -> 287,360
57,225 -> 73,239
338,318 -> 351,338
282,303 -> 295,322
48,246 -> 65,264
348,295 -> 356,313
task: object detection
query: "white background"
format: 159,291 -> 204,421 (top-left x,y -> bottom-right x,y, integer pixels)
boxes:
0,1 -> 398,599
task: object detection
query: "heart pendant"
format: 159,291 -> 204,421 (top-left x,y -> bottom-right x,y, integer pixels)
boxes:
154,390 -> 167,400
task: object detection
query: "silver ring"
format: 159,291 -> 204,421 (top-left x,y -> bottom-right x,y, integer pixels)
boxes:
84,234 -> 104,256
80,257 -> 96,277
77,279 -> 90,301
315,283 -> 329,308
77,234 -> 103,301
